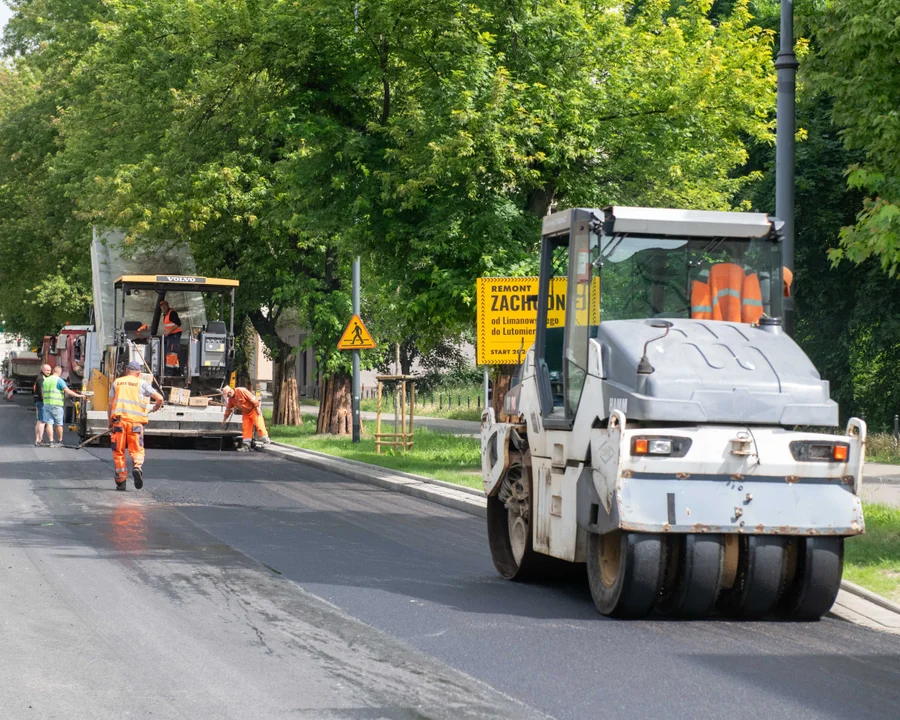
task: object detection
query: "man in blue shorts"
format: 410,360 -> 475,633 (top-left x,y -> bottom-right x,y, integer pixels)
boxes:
42,365 -> 85,448
33,364 -> 52,446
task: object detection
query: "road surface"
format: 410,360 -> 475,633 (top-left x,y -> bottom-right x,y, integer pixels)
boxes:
3,397 -> 900,719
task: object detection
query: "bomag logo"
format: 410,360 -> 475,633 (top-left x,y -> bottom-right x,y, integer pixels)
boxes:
156,275 -> 205,283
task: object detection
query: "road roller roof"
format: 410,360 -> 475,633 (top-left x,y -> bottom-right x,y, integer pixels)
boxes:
114,275 -> 240,291
542,206 -> 777,239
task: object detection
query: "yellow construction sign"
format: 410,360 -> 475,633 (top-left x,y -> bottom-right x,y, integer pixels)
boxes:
476,277 -> 599,365
337,314 -> 377,350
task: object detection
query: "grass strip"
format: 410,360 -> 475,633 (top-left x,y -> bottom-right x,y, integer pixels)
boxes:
844,503 -> 900,602
267,414 -> 482,489
866,434 -> 900,465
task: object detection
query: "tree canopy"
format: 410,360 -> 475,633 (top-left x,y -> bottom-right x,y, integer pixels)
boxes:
810,0 -> 900,277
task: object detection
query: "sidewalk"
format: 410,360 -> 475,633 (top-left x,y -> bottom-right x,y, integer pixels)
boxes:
860,462 -> 900,507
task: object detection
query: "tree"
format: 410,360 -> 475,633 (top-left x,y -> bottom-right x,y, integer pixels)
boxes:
810,0 -> 900,276
351,0 -> 778,342
742,85 -> 900,429
0,62 -> 92,345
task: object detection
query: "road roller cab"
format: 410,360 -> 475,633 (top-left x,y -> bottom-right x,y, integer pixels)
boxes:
481,206 -> 866,620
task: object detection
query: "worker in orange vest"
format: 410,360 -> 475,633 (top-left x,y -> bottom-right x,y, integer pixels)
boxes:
108,360 -> 164,491
692,264 -> 793,324
222,386 -> 270,452
158,300 -> 182,370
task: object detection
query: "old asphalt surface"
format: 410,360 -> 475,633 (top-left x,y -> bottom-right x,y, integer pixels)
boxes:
2,397 -> 900,719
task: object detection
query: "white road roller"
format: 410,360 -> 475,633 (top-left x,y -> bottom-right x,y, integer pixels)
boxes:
481,207 -> 866,619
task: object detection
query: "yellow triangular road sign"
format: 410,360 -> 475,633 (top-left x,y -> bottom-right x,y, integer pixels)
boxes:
337,314 -> 376,350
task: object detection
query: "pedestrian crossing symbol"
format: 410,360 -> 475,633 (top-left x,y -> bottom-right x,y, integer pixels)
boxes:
337,314 -> 376,350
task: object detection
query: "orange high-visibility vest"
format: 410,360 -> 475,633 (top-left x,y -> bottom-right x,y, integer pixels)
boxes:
690,280 -> 713,320
709,263 -> 745,323
742,273 -> 764,324
163,310 -> 181,336
110,376 -> 149,424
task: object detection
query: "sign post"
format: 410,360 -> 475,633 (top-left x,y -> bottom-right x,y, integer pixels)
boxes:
352,258 -> 361,443
337,290 -> 376,444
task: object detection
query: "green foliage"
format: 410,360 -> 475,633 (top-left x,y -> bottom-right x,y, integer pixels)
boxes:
357,0 -> 777,338
867,434 -> 900,465
810,0 -> 900,276
742,83 -> 900,429
844,503 -> 900,602
0,61 -> 92,344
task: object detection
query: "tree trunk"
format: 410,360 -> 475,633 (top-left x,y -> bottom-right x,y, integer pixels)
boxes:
399,334 -> 419,376
526,182 -> 556,218
272,340 -> 301,426
234,317 -> 253,390
316,373 -> 351,435
246,308 -> 300,427
314,244 -> 351,435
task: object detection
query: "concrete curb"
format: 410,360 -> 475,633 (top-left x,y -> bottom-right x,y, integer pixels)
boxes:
840,579 -> 900,615
263,442 -> 487,518
262,441 -> 900,632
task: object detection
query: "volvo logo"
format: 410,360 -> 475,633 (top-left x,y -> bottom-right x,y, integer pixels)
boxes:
155,275 -> 206,283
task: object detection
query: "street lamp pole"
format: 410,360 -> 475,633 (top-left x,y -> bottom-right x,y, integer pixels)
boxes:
352,257 -> 361,443
775,0 -> 798,335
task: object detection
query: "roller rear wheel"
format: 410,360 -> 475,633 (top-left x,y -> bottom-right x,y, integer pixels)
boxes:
587,531 -> 666,618
718,536 -> 788,619
659,534 -> 725,619
780,537 -> 844,620
486,455 -> 543,581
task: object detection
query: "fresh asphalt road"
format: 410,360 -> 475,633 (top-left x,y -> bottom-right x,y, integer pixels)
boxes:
3,399 -> 900,719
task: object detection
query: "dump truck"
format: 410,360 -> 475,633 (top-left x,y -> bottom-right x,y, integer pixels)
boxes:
481,206 -> 865,620
55,325 -> 91,388
79,229 -> 242,444
7,350 -> 41,393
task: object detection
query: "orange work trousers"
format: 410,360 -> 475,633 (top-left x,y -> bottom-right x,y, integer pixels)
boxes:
241,407 -> 268,442
112,418 -> 145,482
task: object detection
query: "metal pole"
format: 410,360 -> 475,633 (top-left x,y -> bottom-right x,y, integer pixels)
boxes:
483,367 -> 489,413
352,257 -> 361,443
394,342 -> 400,436
775,0 -> 798,335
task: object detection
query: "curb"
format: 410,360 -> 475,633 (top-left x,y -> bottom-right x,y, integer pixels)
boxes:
263,442 -> 487,518
840,579 -> 900,615
262,441 -> 900,631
